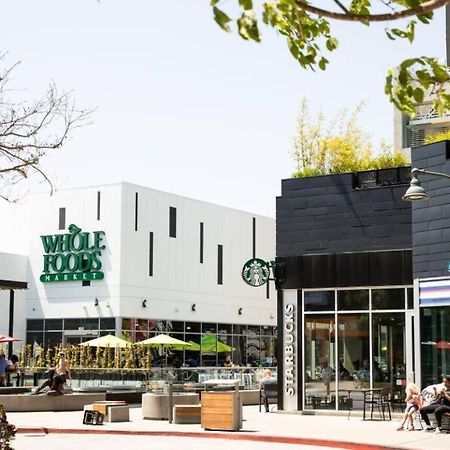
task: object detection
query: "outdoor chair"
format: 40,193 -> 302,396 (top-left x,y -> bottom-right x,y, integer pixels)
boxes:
259,381 -> 278,413
363,387 -> 392,421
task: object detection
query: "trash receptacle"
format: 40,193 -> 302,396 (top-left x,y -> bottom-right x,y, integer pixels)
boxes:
201,379 -> 242,431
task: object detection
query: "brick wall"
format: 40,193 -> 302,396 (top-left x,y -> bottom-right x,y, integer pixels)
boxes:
411,141 -> 450,278
277,171 -> 412,257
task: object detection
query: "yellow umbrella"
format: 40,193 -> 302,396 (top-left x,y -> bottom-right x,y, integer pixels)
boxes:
79,334 -> 131,348
135,334 -> 192,349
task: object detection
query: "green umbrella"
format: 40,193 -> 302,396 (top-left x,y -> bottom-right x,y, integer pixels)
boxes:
187,334 -> 235,353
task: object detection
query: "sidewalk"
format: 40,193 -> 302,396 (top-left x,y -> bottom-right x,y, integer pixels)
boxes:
7,405 -> 450,450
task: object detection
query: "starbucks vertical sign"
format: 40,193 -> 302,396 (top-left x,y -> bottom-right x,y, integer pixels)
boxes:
40,224 -> 106,282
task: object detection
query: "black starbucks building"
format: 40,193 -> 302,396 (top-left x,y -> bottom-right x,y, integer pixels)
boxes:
276,141 -> 450,412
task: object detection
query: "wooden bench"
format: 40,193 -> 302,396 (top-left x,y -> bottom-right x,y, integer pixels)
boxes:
173,404 -> 201,424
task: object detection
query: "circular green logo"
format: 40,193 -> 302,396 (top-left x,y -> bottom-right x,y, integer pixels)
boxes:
241,258 -> 270,287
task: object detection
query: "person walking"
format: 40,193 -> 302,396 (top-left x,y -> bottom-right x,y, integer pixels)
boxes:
420,375 -> 450,433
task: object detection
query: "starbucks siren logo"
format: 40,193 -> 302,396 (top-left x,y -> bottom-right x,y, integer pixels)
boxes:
242,258 -> 270,287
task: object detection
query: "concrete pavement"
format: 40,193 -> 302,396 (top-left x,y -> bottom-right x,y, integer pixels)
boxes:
6,405 -> 450,450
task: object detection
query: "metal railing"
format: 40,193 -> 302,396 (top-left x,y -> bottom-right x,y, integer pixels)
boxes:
19,366 -> 276,391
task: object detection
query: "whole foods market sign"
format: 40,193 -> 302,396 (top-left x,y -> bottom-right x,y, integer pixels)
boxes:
40,224 -> 105,283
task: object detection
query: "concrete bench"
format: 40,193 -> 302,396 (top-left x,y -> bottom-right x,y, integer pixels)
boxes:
0,393 -> 106,412
173,404 -> 201,424
142,393 -> 199,420
0,387 -> 32,395
87,401 -> 130,423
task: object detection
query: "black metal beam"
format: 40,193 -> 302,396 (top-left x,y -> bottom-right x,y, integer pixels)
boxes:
0,279 -> 27,289
8,289 -> 14,356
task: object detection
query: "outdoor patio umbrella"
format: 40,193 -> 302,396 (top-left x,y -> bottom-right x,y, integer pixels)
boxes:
79,334 -> 131,348
187,335 -> 235,353
0,335 -> 21,343
135,334 -> 192,349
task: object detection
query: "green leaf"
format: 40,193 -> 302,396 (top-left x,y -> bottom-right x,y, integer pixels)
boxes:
326,37 -> 338,52
239,0 -> 253,10
318,57 -> 328,71
237,10 -> 261,42
431,63 -> 450,83
213,6 -> 232,32
413,87 -> 424,103
210,0 -> 220,6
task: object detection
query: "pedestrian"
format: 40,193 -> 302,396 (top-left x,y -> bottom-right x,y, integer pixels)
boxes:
0,352 -> 7,387
56,351 -> 71,382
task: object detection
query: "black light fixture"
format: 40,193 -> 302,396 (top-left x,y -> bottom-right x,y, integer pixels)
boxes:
238,308 -> 242,315
191,303 -> 196,312
142,299 -> 147,308
94,298 -> 99,306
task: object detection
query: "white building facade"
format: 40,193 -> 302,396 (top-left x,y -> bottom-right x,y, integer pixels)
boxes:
0,182 -> 276,366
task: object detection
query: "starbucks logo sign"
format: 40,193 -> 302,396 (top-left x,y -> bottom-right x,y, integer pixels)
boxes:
241,258 -> 270,287
40,224 -> 106,283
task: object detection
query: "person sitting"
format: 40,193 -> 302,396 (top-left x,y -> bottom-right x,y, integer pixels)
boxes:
419,374 -> 450,433
224,355 -> 234,368
6,354 -> 20,386
46,374 -> 65,396
32,368 -> 64,395
338,362 -> 351,380
260,369 -> 277,412
396,383 -> 422,431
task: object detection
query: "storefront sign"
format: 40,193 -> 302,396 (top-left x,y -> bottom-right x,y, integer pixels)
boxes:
39,224 -> 106,282
241,258 -> 270,287
284,303 -> 295,395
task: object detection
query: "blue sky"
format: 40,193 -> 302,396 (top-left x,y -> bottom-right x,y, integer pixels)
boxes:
0,1 -> 445,217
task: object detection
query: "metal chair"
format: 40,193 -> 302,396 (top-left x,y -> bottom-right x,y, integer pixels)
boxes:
363,388 -> 392,421
259,381 -> 278,412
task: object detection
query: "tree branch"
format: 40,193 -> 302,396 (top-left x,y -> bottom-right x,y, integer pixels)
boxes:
294,0 -> 450,22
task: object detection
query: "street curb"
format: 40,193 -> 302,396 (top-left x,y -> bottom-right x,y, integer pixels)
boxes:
16,427 -> 408,450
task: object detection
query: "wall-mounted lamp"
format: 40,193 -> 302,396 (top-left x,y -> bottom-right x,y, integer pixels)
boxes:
94,298 -> 99,306
191,303 -> 196,312
238,308 -> 242,315
142,299 -> 147,308
403,167 -> 450,202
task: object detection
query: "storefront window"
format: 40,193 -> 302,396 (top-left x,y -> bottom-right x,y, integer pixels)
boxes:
372,289 -> 405,310
337,290 -> 369,310
27,319 -> 44,331
185,322 -> 201,333
337,313 -> 369,409
304,291 -> 335,311
420,306 -> 450,387
45,319 -> 62,331
372,313 -> 405,401
100,318 -> 116,330
304,315 -> 336,410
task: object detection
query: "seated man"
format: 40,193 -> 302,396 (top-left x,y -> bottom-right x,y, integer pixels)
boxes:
419,374 -> 450,433
260,369 -> 277,412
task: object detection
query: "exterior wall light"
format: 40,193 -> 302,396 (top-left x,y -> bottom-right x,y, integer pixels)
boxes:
191,303 -> 196,312
403,168 -> 450,201
142,299 -> 147,308
94,298 -> 99,306
238,308 -> 242,315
